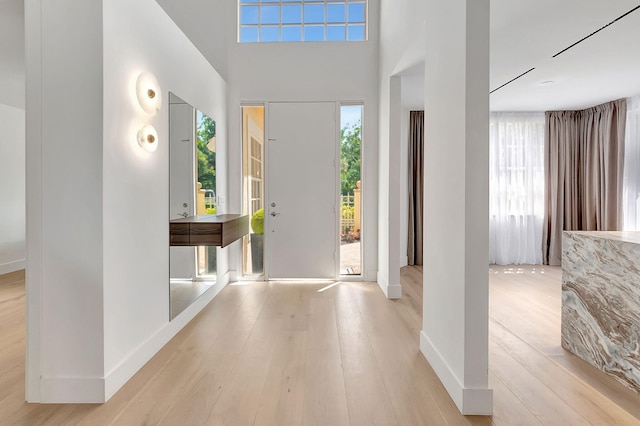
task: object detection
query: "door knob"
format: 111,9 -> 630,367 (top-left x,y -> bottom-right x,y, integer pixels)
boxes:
270,212 -> 279,217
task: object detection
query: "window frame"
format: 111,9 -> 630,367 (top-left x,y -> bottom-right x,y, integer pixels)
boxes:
238,0 -> 368,43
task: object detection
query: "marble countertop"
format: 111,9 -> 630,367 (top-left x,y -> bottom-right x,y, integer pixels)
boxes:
562,230 -> 640,392
563,230 -> 640,244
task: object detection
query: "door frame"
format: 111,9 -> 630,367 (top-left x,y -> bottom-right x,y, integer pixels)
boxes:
240,100 -> 366,282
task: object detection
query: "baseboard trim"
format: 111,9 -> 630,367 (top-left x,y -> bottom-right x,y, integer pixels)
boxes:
420,331 -> 493,415
0,258 -> 26,275
365,270 -> 377,282
387,283 -> 402,299
103,271 -> 231,401
400,256 -> 408,267
376,272 -> 403,299
376,272 -> 389,297
40,377 -> 105,403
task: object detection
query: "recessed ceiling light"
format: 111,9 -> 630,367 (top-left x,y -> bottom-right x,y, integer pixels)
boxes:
539,80 -> 555,87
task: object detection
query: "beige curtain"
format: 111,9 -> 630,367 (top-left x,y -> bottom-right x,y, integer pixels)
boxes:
543,99 -> 627,265
408,111 -> 424,265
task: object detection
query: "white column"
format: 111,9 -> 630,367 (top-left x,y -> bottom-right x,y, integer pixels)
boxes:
420,0 -> 492,415
387,75 -> 402,298
25,0 -> 106,403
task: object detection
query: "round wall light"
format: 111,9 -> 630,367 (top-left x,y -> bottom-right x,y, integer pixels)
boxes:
137,124 -> 159,152
136,72 -> 162,115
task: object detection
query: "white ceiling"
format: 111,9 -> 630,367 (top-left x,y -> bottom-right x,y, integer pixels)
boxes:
2,1 -> 640,112
489,0 -> 640,111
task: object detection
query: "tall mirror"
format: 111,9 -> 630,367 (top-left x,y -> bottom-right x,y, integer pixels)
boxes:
169,93 -> 217,320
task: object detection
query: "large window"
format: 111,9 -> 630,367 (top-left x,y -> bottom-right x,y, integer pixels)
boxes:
623,95 -> 640,230
239,0 -> 367,43
489,112 -> 545,265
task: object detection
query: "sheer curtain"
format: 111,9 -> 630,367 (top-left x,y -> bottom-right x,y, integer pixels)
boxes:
489,112 -> 545,265
623,95 -> 640,230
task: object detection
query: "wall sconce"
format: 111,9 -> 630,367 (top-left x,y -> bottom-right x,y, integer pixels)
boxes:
137,124 -> 159,152
136,72 -> 162,115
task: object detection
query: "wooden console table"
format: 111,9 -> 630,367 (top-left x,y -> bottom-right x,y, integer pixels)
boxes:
170,214 -> 249,247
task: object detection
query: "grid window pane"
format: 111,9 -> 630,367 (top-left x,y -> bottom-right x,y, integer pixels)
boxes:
282,5 -> 302,24
347,24 -> 365,41
327,25 -> 346,41
282,26 -> 302,41
241,6 -> 259,25
304,25 -> 324,41
304,4 -> 324,23
348,3 -> 365,23
261,5 -> 280,24
239,0 -> 366,43
261,26 -> 280,41
240,26 -> 259,42
327,4 -> 345,23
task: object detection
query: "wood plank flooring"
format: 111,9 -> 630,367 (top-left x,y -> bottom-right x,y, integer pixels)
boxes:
485,265 -> 640,425
0,266 -> 638,425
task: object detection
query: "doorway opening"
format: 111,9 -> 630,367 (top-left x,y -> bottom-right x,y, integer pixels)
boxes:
340,104 -> 363,276
241,105 -> 265,277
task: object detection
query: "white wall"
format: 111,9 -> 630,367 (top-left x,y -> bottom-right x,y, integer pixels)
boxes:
0,0 -> 25,110
26,0 -> 229,403
0,103 -> 25,274
377,0 -> 426,297
102,0 -> 229,399
225,2 -> 381,281
156,0 -> 229,81
0,3 -> 26,274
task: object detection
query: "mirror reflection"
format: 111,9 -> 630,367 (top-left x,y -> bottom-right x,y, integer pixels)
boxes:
169,93 -> 217,320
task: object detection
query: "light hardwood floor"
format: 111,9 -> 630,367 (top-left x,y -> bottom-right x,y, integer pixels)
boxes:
0,267 -> 638,425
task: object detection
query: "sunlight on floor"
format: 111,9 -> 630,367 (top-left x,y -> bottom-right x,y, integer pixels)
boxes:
317,282 -> 342,293
490,266 -> 547,274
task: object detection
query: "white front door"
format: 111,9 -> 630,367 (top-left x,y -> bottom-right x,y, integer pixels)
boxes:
266,102 -> 337,279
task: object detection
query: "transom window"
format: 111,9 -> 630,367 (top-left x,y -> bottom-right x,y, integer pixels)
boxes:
239,0 -> 367,43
